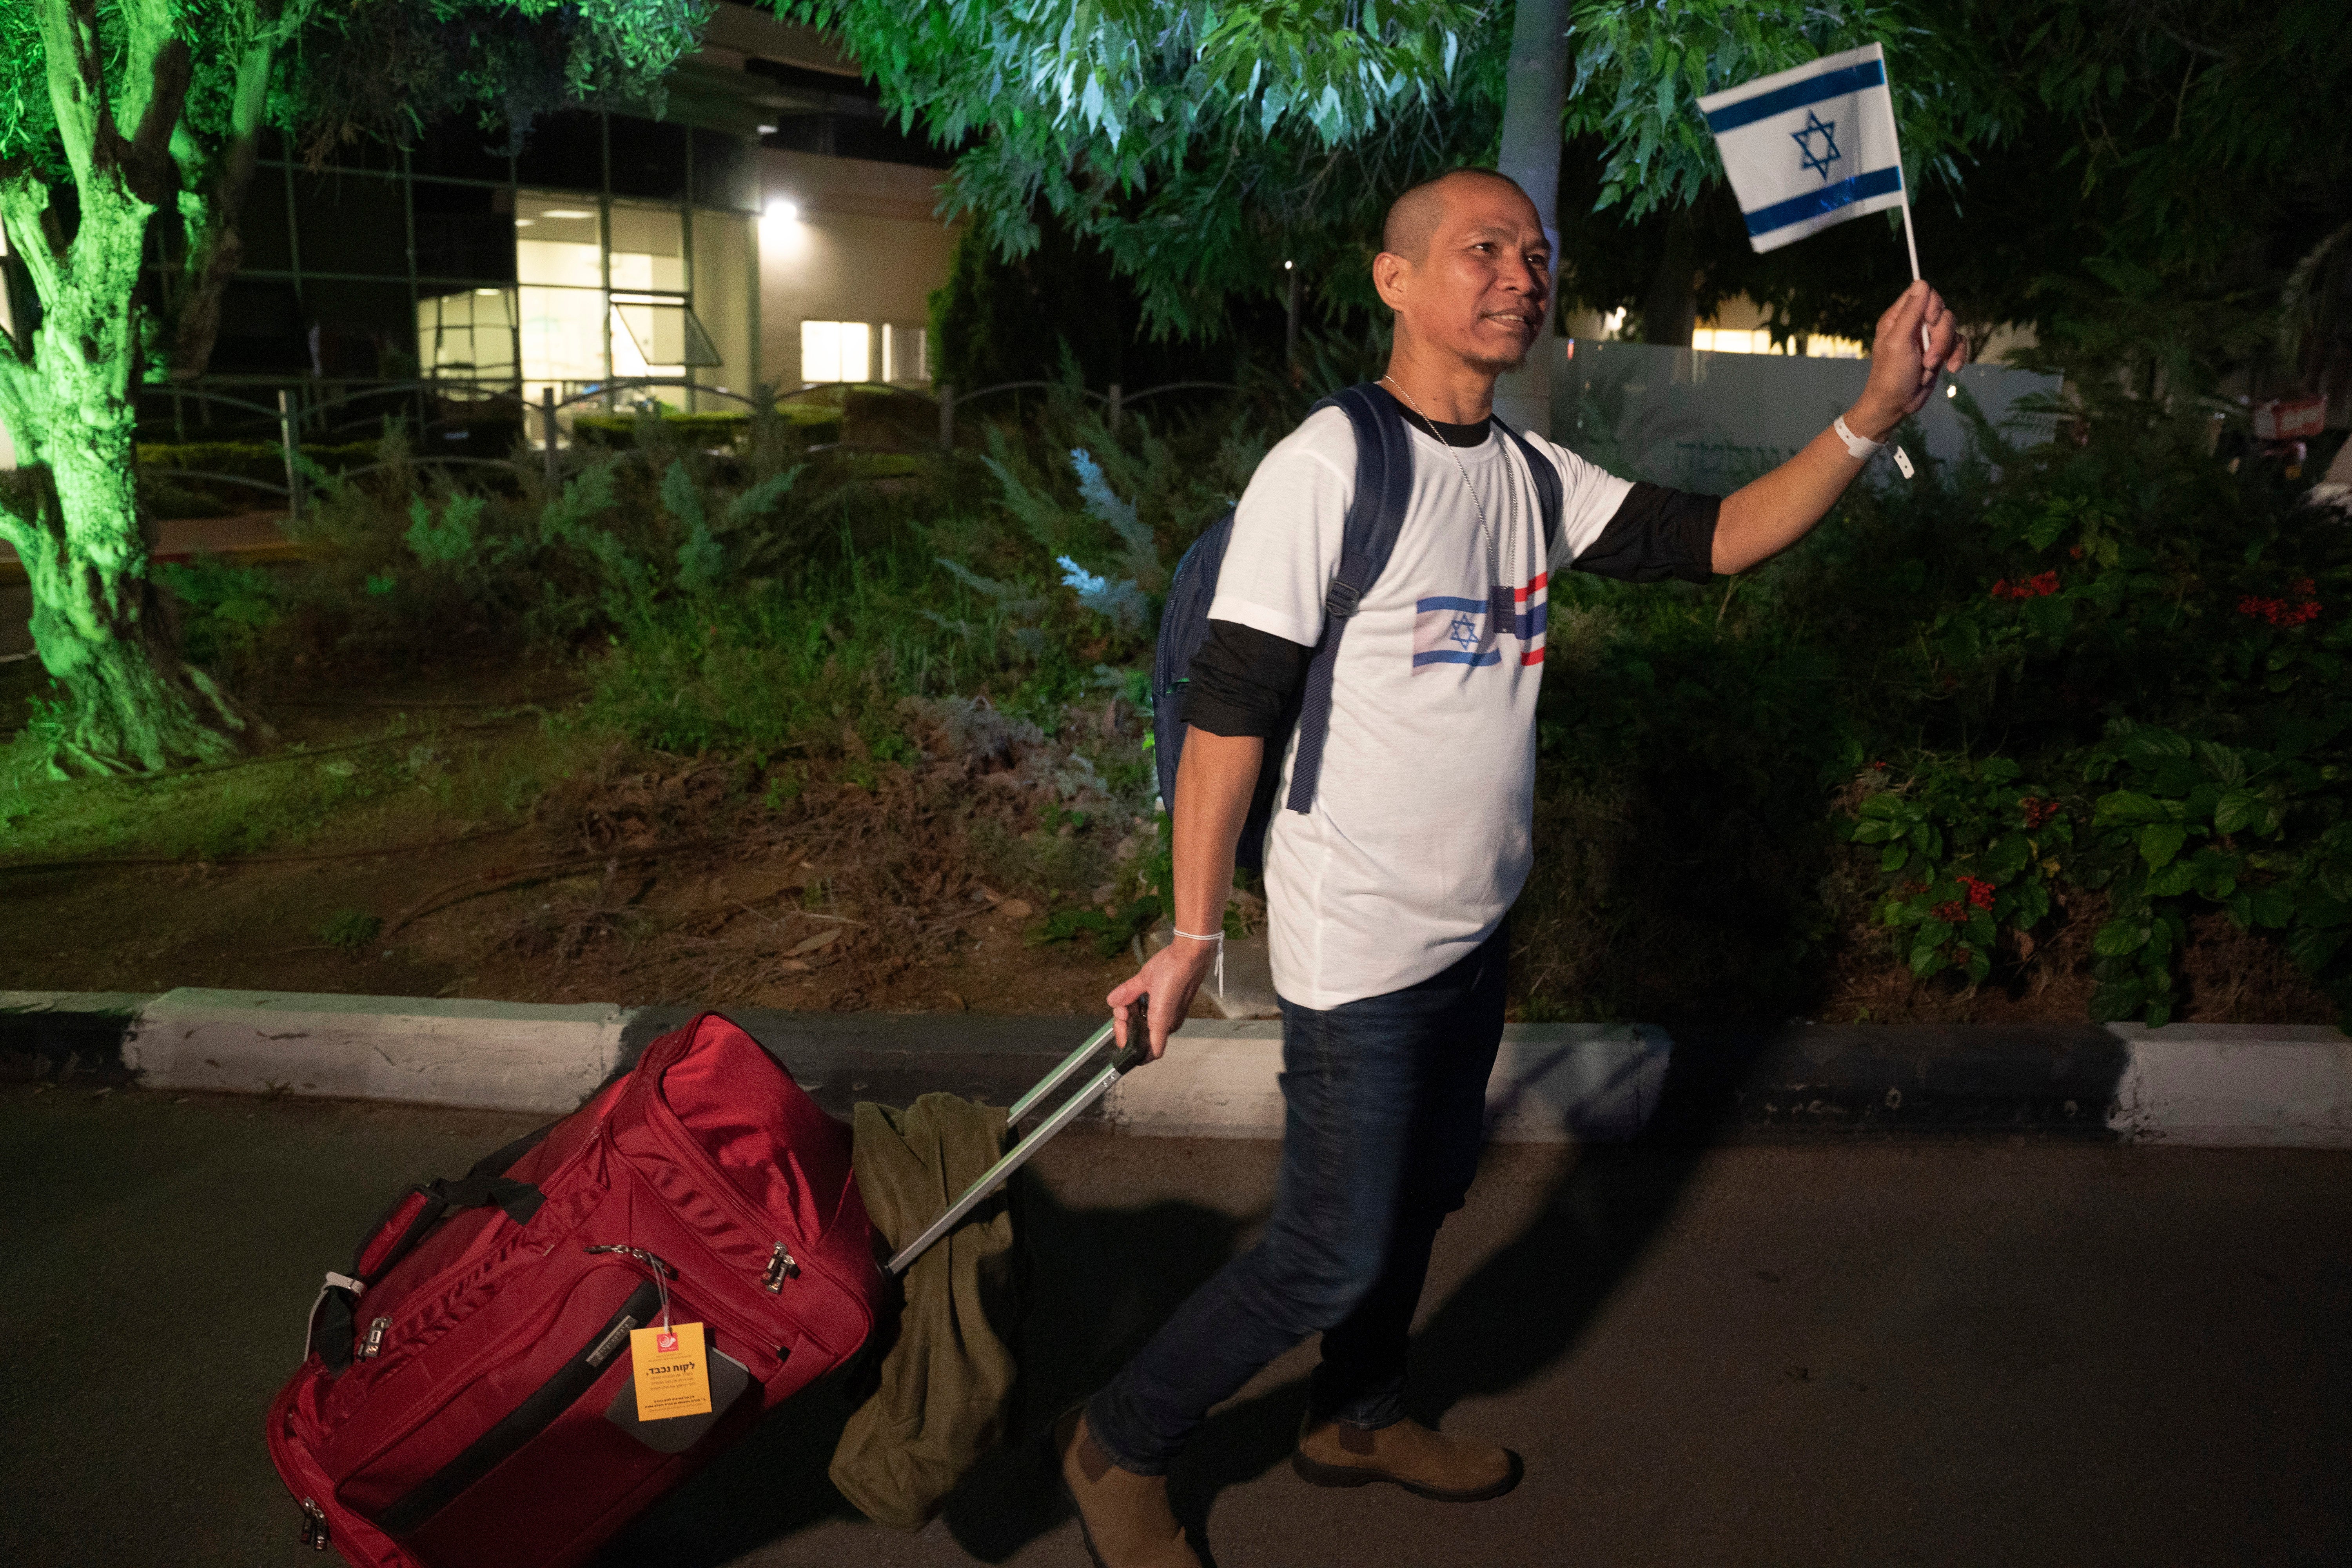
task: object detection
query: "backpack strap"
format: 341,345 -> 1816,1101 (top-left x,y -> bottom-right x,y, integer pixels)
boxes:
1284,382 -> 1416,814
1490,411 -> 1564,558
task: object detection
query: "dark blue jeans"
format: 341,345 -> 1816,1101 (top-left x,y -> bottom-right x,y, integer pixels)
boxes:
1084,924 -> 1508,1475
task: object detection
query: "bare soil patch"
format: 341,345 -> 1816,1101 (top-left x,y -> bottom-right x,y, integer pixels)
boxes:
1,655 -> 2335,1027
0,657 -> 1135,1015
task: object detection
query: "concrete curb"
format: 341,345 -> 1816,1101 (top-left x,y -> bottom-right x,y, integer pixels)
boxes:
3,988 -> 2347,1147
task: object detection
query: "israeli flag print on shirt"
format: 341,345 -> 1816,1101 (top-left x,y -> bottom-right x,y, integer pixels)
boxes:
1698,42 -> 1908,254
1413,571 -> 1548,671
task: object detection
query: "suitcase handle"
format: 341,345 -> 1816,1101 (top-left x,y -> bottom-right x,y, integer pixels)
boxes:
883,1010 -> 1152,1278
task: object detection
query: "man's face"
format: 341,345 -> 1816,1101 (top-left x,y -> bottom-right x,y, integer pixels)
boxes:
1378,180 -> 1552,372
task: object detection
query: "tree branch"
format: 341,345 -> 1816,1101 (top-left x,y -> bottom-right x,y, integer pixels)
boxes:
163,33 -> 278,376
31,0 -> 110,192
0,174 -> 62,310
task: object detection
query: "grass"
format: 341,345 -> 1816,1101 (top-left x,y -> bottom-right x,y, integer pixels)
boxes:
0,702 -> 610,866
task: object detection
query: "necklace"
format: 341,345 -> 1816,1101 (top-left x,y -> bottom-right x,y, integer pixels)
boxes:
1379,374 -> 1515,591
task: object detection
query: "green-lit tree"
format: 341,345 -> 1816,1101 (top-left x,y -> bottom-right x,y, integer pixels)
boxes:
0,1 -> 709,775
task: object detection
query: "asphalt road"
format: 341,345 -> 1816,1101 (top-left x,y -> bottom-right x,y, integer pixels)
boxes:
3,1082 -> 2348,1567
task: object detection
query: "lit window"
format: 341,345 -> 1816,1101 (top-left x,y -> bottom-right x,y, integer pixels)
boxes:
883,324 -> 928,384
801,321 -> 873,384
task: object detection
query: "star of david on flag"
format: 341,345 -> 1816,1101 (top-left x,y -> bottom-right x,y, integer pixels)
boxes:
1697,43 -> 1909,254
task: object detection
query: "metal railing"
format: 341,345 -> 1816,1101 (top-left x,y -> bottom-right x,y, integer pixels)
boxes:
126,373 -> 1250,519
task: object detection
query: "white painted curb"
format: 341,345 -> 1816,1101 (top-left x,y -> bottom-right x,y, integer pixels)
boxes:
2106,1024 -> 2352,1147
1105,1020 -> 1670,1144
9,988 -> 2349,1147
122,987 -> 627,1114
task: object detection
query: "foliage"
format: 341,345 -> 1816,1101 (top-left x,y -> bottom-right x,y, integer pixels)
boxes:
1561,0 -> 2000,218
1557,1 -> 2352,352
318,908 -> 384,954
1819,369 -> 2352,1025
1027,895 -> 1165,960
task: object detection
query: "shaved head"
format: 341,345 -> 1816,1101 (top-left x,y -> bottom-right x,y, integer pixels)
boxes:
1380,168 -> 1533,260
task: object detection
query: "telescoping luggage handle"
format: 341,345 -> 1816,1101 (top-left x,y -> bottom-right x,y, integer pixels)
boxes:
884,1016 -> 1152,1277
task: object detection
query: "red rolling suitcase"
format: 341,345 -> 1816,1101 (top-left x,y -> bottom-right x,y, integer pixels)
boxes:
266,1009 -> 1146,1566
265,1012 -> 885,1567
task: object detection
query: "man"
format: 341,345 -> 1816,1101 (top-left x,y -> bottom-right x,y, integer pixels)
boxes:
1057,167 -> 1965,1567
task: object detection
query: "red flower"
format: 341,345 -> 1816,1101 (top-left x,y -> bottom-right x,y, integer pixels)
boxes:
1932,899 -> 1965,922
1958,875 -> 1996,911
2239,594 -> 2321,628
2239,579 -> 2322,628
1991,571 -> 2061,602
2020,796 -> 2062,828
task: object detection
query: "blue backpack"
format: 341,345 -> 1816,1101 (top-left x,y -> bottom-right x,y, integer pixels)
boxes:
1150,382 -> 1564,869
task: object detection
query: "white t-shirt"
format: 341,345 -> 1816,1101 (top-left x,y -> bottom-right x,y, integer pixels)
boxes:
1207,404 -> 1633,1010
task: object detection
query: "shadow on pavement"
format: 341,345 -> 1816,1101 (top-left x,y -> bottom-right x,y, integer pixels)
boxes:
599,1183 -> 1257,1566
607,1014 -> 1783,1567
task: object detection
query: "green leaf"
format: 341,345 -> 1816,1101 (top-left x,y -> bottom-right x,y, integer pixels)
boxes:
2091,918 -> 2150,958
1984,834 -> 2033,879
2296,892 -> 2352,929
2213,789 -> 2267,835
1909,942 -> 1949,979
2089,978 -> 2147,1021
2245,884 -> 2294,928
2145,862 -> 2199,897
2286,926 -> 2348,973
1879,842 -> 1910,872
2119,728 -> 2191,766
2093,790 -> 2171,826
2190,849 -> 2240,899
2138,824 -> 2187,867
2191,741 -> 2246,786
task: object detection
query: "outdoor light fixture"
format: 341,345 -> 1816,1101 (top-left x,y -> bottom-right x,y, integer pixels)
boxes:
475,288 -> 501,296
514,219 -> 535,227
766,199 -> 799,223
1283,260 -> 1294,270
539,209 -> 595,220
757,124 -> 777,135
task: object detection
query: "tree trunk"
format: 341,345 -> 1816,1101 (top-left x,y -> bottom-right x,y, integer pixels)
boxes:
1492,0 -> 1569,437
0,180 -> 249,775
1639,207 -> 1700,347
0,4 -> 254,775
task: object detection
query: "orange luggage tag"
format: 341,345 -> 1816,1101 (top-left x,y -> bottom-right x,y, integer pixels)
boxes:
623,1254 -> 711,1421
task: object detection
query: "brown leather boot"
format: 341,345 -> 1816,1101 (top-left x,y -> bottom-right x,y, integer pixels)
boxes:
1054,1407 -> 1204,1567
1291,1413 -> 1523,1501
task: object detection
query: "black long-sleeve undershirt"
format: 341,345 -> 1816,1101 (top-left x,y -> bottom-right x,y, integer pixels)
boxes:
1182,472 -> 1720,739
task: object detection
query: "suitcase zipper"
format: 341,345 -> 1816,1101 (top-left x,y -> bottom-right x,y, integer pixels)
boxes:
763,1242 -> 800,1291
358,1317 -> 391,1359
297,1496 -> 330,1550
370,1277 -> 662,1539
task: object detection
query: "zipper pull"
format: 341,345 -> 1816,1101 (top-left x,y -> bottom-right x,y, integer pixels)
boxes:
358,1317 -> 390,1360
298,1497 -> 330,1549
764,1242 -> 800,1292
584,1244 -> 673,1277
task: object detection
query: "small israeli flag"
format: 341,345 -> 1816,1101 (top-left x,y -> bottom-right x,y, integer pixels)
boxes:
1698,43 -> 1909,254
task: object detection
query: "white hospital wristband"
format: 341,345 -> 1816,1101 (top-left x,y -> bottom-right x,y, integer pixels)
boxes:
1833,414 -> 1886,460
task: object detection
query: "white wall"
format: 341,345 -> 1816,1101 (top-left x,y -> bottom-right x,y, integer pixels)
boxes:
756,148 -> 959,387
1553,338 -> 2061,488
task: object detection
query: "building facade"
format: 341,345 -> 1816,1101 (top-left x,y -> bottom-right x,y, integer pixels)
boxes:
130,5 -> 956,431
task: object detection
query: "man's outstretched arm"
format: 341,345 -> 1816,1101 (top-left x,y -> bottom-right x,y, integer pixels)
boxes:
1711,281 -> 1968,576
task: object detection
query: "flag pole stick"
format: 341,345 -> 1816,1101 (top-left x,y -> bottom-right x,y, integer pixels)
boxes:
1873,45 -> 1931,354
